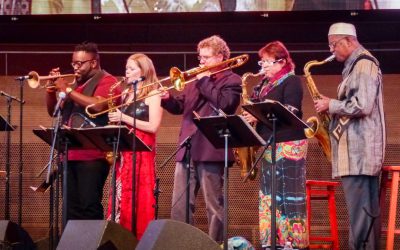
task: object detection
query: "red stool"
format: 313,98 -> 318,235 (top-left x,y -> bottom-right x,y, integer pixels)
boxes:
380,166 -> 400,250
306,180 -> 340,250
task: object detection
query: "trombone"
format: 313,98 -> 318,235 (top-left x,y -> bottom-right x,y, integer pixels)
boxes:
85,54 -> 249,118
26,71 -> 76,89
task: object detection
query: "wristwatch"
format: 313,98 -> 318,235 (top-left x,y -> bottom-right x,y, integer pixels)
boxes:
66,87 -> 73,95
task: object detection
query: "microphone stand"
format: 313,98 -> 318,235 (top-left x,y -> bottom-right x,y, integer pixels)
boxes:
159,135 -> 192,224
3,94 -> 12,221
131,82 -> 137,236
17,79 -> 25,225
270,115 -> 277,250
243,134 -> 273,182
153,178 -> 161,219
0,90 -> 24,221
183,139 -> 191,224
46,99 -> 64,250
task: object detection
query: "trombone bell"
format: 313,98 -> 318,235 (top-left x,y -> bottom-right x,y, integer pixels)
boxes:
170,67 -> 185,91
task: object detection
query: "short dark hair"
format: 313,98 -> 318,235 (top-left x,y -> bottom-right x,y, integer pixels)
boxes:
74,42 -> 99,60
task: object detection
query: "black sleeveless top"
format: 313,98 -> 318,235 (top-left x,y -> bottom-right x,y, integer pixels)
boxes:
121,100 -> 149,122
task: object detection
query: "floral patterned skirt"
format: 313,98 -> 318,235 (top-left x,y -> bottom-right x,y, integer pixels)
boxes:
259,139 -> 309,249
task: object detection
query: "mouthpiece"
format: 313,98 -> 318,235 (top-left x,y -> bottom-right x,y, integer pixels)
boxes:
324,54 -> 336,62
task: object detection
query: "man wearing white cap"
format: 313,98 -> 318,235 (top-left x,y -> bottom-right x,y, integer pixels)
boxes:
314,22 -> 386,250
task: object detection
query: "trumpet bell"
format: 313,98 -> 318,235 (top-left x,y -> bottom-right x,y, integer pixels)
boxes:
26,71 -> 76,89
26,71 -> 41,89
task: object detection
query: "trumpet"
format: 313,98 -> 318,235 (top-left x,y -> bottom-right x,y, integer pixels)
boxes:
85,54 -> 249,118
26,71 -> 76,89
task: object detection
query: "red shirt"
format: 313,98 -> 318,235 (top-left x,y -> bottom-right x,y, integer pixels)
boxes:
68,73 -> 120,161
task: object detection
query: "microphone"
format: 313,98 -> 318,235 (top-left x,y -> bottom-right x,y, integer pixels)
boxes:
75,113 -> 96,128
52,92 -> 66,117
15,75 -> 33,81
0,90 -> 25,104
129,76 -> 145,85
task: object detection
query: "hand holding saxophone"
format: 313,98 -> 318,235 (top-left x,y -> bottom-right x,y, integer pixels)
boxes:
108,108 -> 124,124
313,94 -> 331,113
241,110 -> 258,124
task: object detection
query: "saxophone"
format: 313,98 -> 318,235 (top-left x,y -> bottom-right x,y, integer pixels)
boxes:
303,55 -> 335,162
233,71 -> 264,181
105,77 -> 125,165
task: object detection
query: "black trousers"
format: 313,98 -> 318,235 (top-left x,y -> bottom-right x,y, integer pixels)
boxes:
66,159 -> 109,220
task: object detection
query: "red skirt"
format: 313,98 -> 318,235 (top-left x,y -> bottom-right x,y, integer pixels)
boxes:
107,129 -> 156,239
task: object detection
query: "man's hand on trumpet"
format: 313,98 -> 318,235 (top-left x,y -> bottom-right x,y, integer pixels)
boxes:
46,67 -> 70,93
45,67 -> 61,93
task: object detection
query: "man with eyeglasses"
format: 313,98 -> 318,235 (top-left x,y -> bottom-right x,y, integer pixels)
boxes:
46,42 -> 120,221
314,22 -> 385,250
160,35 -> 242,242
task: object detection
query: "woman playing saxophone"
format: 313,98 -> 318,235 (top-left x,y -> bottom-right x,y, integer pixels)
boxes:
241,41 -> 309,249
106,53 -> 163,239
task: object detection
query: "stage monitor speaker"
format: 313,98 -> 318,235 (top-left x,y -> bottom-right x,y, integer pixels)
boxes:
57,220 -> 137,250
0,220 -> 34,249
136,219 -> 221,250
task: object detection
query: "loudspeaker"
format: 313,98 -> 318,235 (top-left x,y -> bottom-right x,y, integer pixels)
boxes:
0,220 -> 34,249
136,219 -> 220,250
57,220 -> 137,250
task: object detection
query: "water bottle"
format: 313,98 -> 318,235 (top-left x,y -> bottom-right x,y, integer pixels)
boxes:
283,241 -> 293,249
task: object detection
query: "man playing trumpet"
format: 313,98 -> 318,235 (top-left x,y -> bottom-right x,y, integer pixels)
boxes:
45,42 -> 120,221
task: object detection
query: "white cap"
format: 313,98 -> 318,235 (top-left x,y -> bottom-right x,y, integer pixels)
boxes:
328,22 -> 357,37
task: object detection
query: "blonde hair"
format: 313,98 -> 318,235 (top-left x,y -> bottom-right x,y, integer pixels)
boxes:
197,35 -> 230,60
126,53 -> 158,99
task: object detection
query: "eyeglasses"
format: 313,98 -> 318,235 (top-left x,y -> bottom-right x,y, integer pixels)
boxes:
257,58 -> 283,66
71,59 -> 94,68
328,37 -> 347,49
197,55 -> 215,61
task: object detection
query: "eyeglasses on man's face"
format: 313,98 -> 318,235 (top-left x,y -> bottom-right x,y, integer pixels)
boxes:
197,55 -> 216,61
328,37 -> 347,50
257,58 -> 283,67
71,59 -> 94,68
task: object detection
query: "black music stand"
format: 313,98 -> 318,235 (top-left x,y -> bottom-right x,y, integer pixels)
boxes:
193,114 -> 266,250
76,125 -> 151,222
78,125 -> 151,152
33,127 -> 94,230
242,99 -> 309,250
33,126 -> 93,250
0,114 -> 15,131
